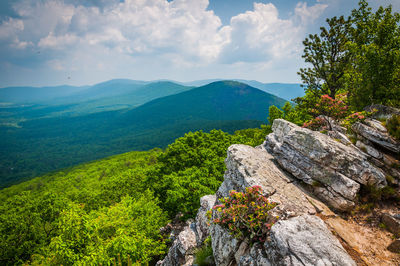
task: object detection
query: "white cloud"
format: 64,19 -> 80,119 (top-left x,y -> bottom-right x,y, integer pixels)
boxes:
0,0 -> 330,86
38,32 -> 78,49
0,17 -> 24,40
218,2 -> 327,63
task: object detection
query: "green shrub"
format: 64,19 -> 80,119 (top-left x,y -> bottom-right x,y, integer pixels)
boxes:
210,186 -> 278,243
386,114 -> 400,140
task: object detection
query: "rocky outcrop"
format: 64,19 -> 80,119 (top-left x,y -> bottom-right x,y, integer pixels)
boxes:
365,104 -> 400,120
159,114 -> 400,266
157,195 -> 216,266
382,213 -> 400,237
196,195 -> 216,245
265,214 -> 356,266
264,119 -> 387,211
352,120 -> 400,153
388,239 -> 400,253
156,222 -> 198,266
218,144 -> 333,219
347,111 -> 400,185
210,144 -> 355,266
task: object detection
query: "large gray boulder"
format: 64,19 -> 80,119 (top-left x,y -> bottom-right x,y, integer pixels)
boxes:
265,214 -> 356,266
211,144 -> 354,265
264,119 -> 387,211
217,144 -> 332,219
352,121 -> 400,153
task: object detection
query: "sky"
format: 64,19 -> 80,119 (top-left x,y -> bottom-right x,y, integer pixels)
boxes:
0,0 -> 399,87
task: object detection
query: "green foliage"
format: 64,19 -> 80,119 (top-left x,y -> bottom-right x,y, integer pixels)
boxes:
146,130 -> 256,219
296,0 -> 400,117
341,110 -> 371,130
211,186 -> 278,243
268,105 -> 283,125
347,1 -> 400,108
268,103 -> 309,126
0,191 -> 67,264
234,125 -> 272,146
298,15 -> 351,100
1,81 -> 284,188
0,150 -> 167,265
361,184 -> 399,203
0,124 -> 268,265
32,193 -> 168,265
386,114 -> 400,140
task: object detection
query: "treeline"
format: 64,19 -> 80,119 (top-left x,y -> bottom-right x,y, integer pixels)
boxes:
0,127 -> 269,265
270,0 -> 399,127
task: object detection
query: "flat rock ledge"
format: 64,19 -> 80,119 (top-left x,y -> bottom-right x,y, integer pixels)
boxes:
264,119 -> 387,211
265,214 -> 356,266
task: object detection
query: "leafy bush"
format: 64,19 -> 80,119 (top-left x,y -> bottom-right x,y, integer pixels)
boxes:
386,114 -> 400,140
146,130 -> 258,219
302,116 -> 327,131
302,94 -> 351,131
268,102 -> 309,126
310,94 -> 349,120
341,111 -> 368,129
210,186 -> 278,243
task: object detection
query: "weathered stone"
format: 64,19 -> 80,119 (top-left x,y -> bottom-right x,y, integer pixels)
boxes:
364,118 -> 388,133
235,241 -> 249,264
211,144 -> 339,266
328,130 -> 353,146
387,239 -> 400,253
356,140 -> 383,159
265,215 -> 357,266
195,194 -> 216,245
265,119 -> 386,211
210,224 -> 239,266
238,243 -> 271,266
383,154 -> 400,169
218,144 -> 333,218
157,223 -> 198,266
365,104 -> 400,120
352,122 -> 400,153
382,213 -> 400,237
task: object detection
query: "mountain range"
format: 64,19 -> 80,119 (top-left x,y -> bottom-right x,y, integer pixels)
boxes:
0,80 -> 296,187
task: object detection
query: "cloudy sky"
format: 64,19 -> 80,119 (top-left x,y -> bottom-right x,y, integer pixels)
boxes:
0,0 -> 399,87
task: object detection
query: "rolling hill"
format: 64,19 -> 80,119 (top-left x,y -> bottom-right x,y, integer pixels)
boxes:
0,81 -> 192,126
0,81 -> 287,187
0,85 -> 89,105
181,79 -> 304,101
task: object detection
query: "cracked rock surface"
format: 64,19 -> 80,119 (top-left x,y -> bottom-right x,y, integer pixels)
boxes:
264,119 -> 387,211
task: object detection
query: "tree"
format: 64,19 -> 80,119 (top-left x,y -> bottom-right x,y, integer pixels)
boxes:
268,103 -> 309,126
268,105 -> 283,125
297,15 -> 351,101
346,0 -> 400,108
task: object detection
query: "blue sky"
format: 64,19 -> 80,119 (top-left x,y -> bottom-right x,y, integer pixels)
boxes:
0,0 -> 399,87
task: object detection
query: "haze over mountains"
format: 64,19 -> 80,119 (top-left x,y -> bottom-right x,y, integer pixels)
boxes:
0,79 -> 300,187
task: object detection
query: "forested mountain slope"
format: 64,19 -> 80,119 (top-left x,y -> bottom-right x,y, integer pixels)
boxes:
0,81 -> 286,187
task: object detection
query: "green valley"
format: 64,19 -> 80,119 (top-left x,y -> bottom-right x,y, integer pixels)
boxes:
0,81 -> 287,187
0,127 -> 268,265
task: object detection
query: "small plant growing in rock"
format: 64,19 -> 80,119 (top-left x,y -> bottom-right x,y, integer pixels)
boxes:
210,186 -> 278,243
